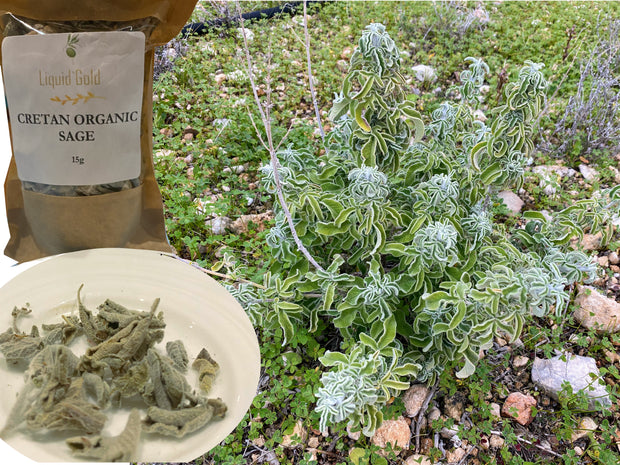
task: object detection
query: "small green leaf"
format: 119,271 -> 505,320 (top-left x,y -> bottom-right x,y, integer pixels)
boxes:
423,291 -> 452,309
359,332 -> 379,350
480,162 -> 502,185
334,306 -> 357,328
361,137 -> 377,165
334,206 -> 356,227
382,379 -> 410,391
376,315 -> 397,349
319,350 -> 349,366
276,310 -> 295,344
316,222 -> 348,236
349,448 -> 369,465
323,283 -> 336,310
321,198 -> 344,217
353,102 -> 372,132
470,141 -> 486,170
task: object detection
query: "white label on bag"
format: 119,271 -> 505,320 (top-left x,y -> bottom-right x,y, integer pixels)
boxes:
2,31 -> 144,185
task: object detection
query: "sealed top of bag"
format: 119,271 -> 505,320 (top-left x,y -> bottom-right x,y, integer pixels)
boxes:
0,0 -> 196,52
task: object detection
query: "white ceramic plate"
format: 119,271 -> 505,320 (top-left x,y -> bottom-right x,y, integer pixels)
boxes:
0,248 -> 260,462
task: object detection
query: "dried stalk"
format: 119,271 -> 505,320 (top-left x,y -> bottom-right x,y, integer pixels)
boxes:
168,255 -> 267,289
303,0 -> 324,142
235,1 -> 325,272
489,430 -> 563,458
414,381 -> 439,452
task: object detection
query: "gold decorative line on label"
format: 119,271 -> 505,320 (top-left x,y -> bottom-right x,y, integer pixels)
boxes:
50,92 -> 105,105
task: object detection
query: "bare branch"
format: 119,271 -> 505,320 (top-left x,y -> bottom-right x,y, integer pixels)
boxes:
244,103 -> 269,150
414,381 -> 438,453
274,121 -> 295,153
167,255 -> 267,289
303,0 -> 325,142
235,1 -> 325,272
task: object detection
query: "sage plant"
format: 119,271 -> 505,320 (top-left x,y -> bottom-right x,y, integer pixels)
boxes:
242,23 -> 618,435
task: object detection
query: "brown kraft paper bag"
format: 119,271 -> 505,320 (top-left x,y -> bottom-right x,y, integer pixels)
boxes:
0,0 -> 197,262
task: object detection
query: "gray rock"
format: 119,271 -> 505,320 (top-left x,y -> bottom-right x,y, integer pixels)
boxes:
531,165 -> 576,179
440,425 -> 459,439
412,64 -> 437,83
426,406 -> 441,422
531,354 -> 611,409
497,190 -> 524,216
207,216 -> 232,235
473,109 -> 487,122
579,164 -> 599,182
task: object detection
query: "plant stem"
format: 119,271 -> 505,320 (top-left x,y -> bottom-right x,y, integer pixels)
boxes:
303,0 -> 325,142
235,0 -> 325,272
168,255 -> 267,289
415,381 -> 439,452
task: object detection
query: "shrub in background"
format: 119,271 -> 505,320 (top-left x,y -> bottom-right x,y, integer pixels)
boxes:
228,23 -> 619,436
551,18 -> 620,160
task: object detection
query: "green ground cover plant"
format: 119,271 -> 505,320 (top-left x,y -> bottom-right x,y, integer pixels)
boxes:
148,2 -> 620,464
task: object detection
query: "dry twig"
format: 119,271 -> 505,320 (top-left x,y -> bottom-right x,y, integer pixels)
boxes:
235,0 -> 324,272
415,381 -> 439,452
303,0 -> 325,142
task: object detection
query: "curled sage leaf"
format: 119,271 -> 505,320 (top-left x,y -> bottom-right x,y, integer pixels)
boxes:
66,409 -> 142,462
192,348 -> 219,394
142,398 -> 227,438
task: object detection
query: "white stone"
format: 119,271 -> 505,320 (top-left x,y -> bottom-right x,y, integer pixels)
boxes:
154,149 -> 174,158
531,353 -> 611,409
579,232 -> 603,251
405,455 -> 433,465
512,355 -> 529,368
214,73 -> 227,86
445,447 -> 466,463
473,109 -> 487,122
440,425 -> 459,439
281,420 -> 307,447
489,434 -> 504,448
412,64 -> 437,83
208,216 -> 232,235
347,424 -> 361,441
579,164 -> 599,182
532,164 -> 576,179
489,402 -> 501,420
237,27 -> 254,42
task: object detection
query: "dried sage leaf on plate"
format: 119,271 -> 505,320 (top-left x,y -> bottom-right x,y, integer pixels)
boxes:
192,348 -> 219,394
142,398 -> 227,438
0,286 -> 228,459
166,339 -> 189,373
66,408 -> 141,462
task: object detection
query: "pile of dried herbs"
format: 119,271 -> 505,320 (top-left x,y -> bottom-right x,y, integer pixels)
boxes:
0,286 -> 226,462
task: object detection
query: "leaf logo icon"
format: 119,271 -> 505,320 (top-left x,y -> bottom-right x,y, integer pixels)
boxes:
66,34 -> 79,58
